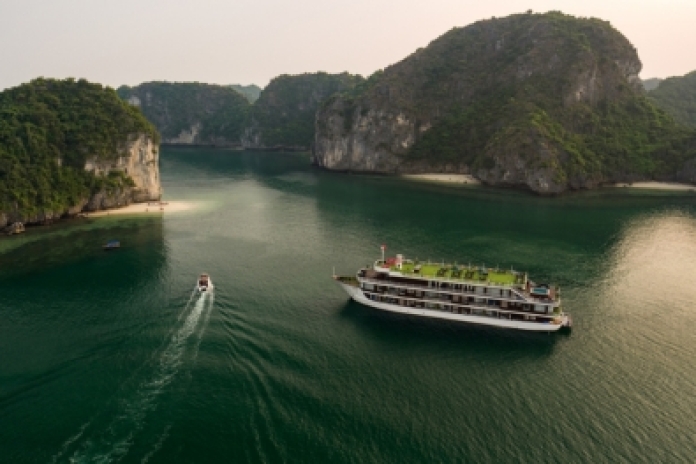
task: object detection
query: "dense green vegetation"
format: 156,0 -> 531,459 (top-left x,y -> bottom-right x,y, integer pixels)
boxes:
249,72 -> 363,148
117,82 -> 251,143
648,71 -> 696,128
0,78 -> 158,216
230,84 -> 262,103
321,11 -> 696,188
118,74 -> 362,149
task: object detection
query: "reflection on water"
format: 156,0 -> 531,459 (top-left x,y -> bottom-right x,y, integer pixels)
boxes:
0,216 -> 166,280
338,300 -> 561,358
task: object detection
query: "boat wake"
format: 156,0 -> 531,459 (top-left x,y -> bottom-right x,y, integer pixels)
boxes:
53,291 -> 214,463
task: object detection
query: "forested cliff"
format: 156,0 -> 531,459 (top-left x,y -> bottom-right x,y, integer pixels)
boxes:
648,71 -> 696,128
117,82 -> 250,146
118,73 -> 363,151
0,78 -> 161,228
243,72 -> 363,150
314,11 -> 696,193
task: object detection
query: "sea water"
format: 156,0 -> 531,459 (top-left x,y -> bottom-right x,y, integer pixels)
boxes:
1,148 -> 695,463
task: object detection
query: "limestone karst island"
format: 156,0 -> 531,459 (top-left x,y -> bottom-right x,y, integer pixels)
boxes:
0,78 -> 161,230
5,12 -> 695,231
3,8 -> 696,464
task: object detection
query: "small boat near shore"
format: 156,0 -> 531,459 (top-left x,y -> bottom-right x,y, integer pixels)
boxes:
197,273 -> 213,292
4,222 -> 25,236
102,240 -> 120,250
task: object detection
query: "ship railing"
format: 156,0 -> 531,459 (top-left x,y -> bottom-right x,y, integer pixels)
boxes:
365,271 -> 526,288
360,276 -> 560,304
359,277 -> 534,303
364,291 -> 558,321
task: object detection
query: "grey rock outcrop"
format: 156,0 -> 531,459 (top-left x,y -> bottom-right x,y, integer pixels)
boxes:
85,134 -> 161,202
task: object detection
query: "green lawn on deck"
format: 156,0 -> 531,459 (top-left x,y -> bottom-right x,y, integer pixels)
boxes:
391,263 -> 519,285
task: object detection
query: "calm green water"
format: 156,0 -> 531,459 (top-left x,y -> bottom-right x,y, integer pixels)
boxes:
2,148 -> 696,463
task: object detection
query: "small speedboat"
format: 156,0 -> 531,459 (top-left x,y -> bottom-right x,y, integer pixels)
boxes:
197,273 -> 213,292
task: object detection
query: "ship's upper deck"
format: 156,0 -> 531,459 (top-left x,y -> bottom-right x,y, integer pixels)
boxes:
374,259 -> 524,286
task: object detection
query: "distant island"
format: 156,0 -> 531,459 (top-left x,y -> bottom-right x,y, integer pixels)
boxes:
313,11 -> 696,194
642,78 -> 663,91
230,84 -> 262,103
244,72 -> 363,150
117,73 -> 362,151
117,82 -> 250,147
647,71 -> 696,128
0,78 -> 161,229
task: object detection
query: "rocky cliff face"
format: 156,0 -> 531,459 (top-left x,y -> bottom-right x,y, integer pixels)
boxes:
315,11 -> 695,193
117,82 -> 250,146
84,134 -> 161,208
1,134 -> 161,228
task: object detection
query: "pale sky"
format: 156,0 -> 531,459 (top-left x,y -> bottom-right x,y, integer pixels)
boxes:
1,0 -> 694,91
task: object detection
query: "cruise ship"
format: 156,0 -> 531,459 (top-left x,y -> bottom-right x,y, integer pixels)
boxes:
333,253 -> 571,332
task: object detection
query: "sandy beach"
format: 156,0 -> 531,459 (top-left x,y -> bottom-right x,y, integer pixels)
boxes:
87,200 -> 197,217
402,176 -> 696,191
611,182 -> 696,192
401,174 -> 481,185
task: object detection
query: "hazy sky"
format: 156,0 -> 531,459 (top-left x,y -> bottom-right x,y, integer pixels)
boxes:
1,0 -> 694,90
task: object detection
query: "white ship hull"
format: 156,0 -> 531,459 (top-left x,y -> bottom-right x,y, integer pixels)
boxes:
336,281 -> 567,332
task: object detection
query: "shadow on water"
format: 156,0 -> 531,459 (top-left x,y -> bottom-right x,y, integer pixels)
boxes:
336,300 -> 562,359
0,216 -> 166,281
161,147 -> 311,180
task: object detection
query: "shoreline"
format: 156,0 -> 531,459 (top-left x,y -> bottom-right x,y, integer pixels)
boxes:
609,181 -> 696,192
86,200 -> 197,217
400,174 -> 695,193
400,174 -> 481,185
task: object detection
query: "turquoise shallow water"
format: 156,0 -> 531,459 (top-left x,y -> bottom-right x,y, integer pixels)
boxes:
2,148 -> 696,463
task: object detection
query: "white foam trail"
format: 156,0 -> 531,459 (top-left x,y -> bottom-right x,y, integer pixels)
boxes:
50,421 -> 91,464
191,291 -> 215,361
65,293 -> 208,463
177,287 -> 199,323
